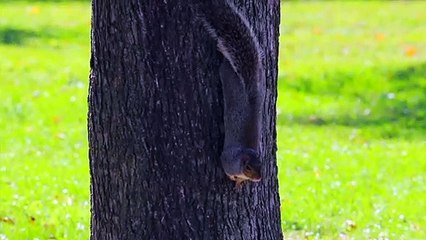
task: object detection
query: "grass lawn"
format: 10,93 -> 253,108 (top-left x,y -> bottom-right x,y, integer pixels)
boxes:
1,1 -> 425,239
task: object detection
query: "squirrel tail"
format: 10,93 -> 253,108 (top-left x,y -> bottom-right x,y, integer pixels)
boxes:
191,0 -> 262,89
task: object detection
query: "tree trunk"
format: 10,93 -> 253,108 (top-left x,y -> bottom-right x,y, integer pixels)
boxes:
89,0 -> 281,239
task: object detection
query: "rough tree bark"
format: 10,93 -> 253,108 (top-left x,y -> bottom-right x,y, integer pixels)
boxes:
89,0 -> 281,239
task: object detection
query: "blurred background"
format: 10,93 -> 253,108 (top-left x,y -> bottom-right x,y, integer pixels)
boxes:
0,1 -> 425,239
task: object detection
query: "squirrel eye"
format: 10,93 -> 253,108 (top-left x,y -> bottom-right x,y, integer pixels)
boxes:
245,165 -> 253,171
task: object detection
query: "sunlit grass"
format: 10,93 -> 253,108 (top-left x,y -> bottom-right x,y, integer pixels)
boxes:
278,1 -> 426,239
0,2 -> 90,239
0,1 -> 425,239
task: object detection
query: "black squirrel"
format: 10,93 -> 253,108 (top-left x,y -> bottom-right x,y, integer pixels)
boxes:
192,0 -> 264,186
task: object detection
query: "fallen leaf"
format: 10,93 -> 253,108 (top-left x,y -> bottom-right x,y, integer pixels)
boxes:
0,216 -> 15,225
375,33 -> 385,42
29,6 -> 40,15
405,47 -> 417,57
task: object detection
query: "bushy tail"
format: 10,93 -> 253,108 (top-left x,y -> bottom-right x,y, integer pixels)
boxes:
190,0 -> 262,88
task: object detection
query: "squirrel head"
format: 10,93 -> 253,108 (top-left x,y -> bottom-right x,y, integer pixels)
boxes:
240,149 -> 262,182
221,147 -> 262,183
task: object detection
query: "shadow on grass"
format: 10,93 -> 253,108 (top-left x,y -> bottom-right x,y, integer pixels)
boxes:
281,63 -> 426,130
0,26 -> 83,46
0,27 -> 39,45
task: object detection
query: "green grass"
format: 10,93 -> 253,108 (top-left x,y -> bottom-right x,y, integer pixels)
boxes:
0,1 -> 425,239
278,1 -> 426,239
0,2 -> 90,239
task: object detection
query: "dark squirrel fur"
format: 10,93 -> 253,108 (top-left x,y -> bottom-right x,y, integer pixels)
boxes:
192,0 -> 265,186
